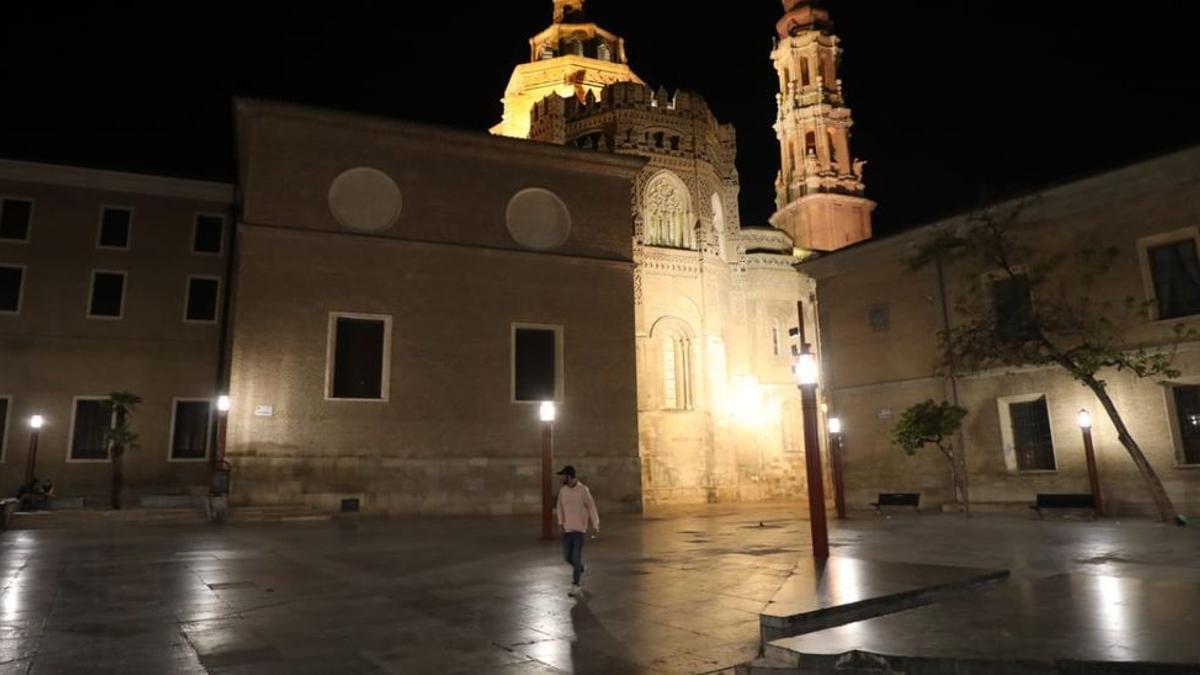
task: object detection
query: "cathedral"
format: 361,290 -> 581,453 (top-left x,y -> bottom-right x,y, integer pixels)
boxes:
492,0 -> 873,505
0,0 -> 876,514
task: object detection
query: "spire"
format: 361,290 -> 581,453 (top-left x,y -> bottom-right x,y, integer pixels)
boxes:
777,0 -> 833,38
553,0 -> 586,24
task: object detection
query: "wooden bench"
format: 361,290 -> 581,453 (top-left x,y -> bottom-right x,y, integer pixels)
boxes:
871,492 -> 920,515
1030,493 -> 1095,519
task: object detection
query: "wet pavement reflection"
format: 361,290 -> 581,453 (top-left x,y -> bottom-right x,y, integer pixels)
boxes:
1,506 -> 1198,673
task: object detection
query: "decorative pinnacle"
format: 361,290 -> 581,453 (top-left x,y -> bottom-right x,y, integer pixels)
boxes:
553,0 -> 586,24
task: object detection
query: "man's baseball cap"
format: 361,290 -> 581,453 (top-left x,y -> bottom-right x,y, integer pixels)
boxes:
556,465 -> 576,477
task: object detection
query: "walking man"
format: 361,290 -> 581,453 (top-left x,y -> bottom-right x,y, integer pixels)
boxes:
556,465 -> 599,598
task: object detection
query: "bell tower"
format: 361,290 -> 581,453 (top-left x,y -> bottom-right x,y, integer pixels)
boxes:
491,0 -> 642,139
770,0 -> 874,253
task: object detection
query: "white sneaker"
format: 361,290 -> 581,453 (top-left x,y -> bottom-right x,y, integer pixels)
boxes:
568,584 -> 581,597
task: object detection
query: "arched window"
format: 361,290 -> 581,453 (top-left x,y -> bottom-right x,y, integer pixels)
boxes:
800,58 -> 811,86
652,317 -> 694,411
644,172 -> 694,249
827,129 -> 839,164
805,131 -> 818,157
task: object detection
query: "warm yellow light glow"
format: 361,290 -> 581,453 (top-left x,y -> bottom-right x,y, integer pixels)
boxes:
1078,409 -> 1092,429
794,352 -> 819,386
29,414 -> 44,429
731,376 -> 764,426
216,395 -> 231,412
539,401 -> 557,423
828,417 -> 842,435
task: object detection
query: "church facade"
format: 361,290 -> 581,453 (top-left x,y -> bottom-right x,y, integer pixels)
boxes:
494,0 -> 872,505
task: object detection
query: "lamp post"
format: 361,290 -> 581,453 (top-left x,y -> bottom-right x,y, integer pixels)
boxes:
540,401 -> 557,541
24,414 -> 44,484
214,395 -> 230,467
1077,409 -> 1104,517
828,417 -> 847,520
794,347 -> 830,558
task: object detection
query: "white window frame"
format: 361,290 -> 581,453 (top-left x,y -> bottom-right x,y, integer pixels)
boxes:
1161,376 -> 1200,468
86,269 -> 127,320
1136,227 -> 1200,322
192,213 -> 226,256
0,395 -> 10,463
66,396 -> 114,463
325,312 -> 392,402
0,196 -> 35,244
996,392 -> 1058,473
0,263 -> 26,315
167,397 -> 212,463
183,275 -> 222,324
96,205 -> 133,251
511,322 -> 565,404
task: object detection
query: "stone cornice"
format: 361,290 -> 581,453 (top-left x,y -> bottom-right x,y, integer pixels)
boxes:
0,158 -> 233,202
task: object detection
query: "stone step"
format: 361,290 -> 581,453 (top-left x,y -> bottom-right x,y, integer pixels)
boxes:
9,508 -> 208,529
225,505 -> 332,523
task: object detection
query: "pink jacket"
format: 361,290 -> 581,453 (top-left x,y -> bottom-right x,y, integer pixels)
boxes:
556,482 -> 599,533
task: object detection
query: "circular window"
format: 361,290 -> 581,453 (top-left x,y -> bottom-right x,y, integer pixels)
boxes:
505,188 -> 572,251
328,167 -> 403,233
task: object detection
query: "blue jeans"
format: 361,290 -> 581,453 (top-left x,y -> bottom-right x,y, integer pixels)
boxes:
562,531 -> 586,585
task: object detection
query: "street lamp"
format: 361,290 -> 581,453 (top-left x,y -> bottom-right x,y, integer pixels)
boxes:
828,417 -> 847,520
794,346 -> 829,558
539,401 -> 557,541
24,414 -> 45,484
214,395 -> 231,467
1078,409 -> 1104,516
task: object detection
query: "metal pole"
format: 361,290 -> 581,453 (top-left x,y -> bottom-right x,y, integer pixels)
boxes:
801,380 -> 829,558
541,422 -> 554,540
215,410 -> 228,467
1082,427 -> 1104,517
831,432 -> 847,520
24,429 -> 39,484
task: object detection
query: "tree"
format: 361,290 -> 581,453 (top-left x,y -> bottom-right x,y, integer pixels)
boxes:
912,203 -> 1189,524
104,391 -> 142,510
892,400 -> 970,514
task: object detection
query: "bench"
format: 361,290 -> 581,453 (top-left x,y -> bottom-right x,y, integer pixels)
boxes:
1,498 -> 17,531
871,492 -> 920,515
1030,493 -> 1095,519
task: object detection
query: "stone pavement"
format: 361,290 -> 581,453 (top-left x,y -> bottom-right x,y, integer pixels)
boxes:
2,505 -> 1199,674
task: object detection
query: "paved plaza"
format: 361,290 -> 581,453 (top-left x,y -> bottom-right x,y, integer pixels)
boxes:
2,506 -> 1199,674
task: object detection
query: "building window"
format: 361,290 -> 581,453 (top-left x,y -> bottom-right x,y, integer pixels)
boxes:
868,303 -> 890,332
990,274 -> 1036,342
513,325 -> 562,402
0,396 -> 9,462
169,399 -> 211,461
327,313 -> 391,401
69,397 -> 113,461
1171,385 -> 1200,465
644,172 -> 693,249
193,215 -> 225,254
1148,239 -> 1200,320
87,270 -> 126,319
1009,396 -> 1056,471
184,276 -> 220,323
97,207 -> 132,249
772,324 -> 781,356
660,336 -> 693,410
800,58 -> 811,86
0,265 -> 24,314
0,198 -> 33,241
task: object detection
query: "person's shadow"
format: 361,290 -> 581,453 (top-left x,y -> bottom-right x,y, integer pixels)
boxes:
568,598 -> 645,674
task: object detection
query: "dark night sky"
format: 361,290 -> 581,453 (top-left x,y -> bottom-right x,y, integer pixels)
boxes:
2,1 -> 1198,236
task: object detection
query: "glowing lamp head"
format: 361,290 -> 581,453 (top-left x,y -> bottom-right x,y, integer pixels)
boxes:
539,401 -> 557,423
794,352 -> 819,387
828,417 -> 842,435
1077,409 -> 1092,429
29,414 -> 45,430
216,395 -> 231,412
